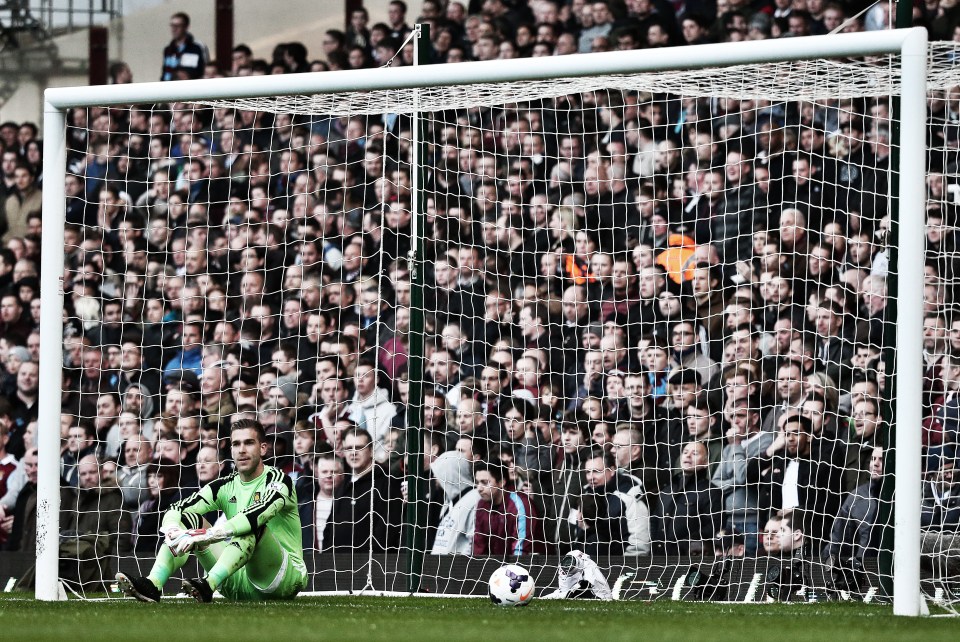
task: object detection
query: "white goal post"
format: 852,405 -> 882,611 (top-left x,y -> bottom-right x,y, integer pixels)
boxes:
38,27 -> 928,614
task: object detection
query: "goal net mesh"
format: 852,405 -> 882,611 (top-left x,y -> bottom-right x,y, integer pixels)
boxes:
46,45 -> 959,607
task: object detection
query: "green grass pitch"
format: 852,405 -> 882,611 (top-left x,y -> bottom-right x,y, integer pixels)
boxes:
1,595 -> 957,641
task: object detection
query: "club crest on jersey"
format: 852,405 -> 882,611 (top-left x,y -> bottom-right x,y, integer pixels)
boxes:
253,492 -> 261,502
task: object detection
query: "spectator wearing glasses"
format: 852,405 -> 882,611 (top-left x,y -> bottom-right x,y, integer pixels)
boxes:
161,12 -> 208,81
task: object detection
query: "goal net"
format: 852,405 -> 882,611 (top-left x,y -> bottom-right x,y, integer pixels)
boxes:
36,28 -> 945,612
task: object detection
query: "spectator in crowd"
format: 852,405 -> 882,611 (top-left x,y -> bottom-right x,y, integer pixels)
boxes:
7,359 -> 37,458
842,395 -> 883,493
2,163 -> 41,241
921,455 -> 960,531
427,347 -> 462,400
712,398 -> 774,554
712,149 -> 762,265
688,263 -> 726,353
0,417 -> 31,515
762,511 -> 806,557
814,300 -> 855,390
919,454 -> 960,576
134,461 -> 181,553
95,392 -> 123,459
568,348 -> 605,410
621,371 -> 675,497
576,450 -> 650,556
346,7 -> 371,51
387,0 -> 412,40
116,437 -> 153,511
348,360 -> 398,462
199,362 -> 236,429
0,422 -> 16,523
749,413 -> 840,551
154,435 -> 199,490
927,351 -> 960,465
288,423 -> 316,481
546,421 -> 590,550
59,454 -> 128,587
579,1 -> 615,52
500,397 -> 552,474
761,515 -> 784,555
473,459 -> 543,556
195,445 -> 224,484
62,423 -> 97,488
1,447 -> 36,554
117,342 -> 162,401
762,359 -> 807,432
448,396 -> 482,446
161,12 -> 208,81
838,373 -> 879,419
323,428 -> 401,550
163,322 -> 204,377
0,148 -> 17,200
712,524 -> 748,560
109,61 -> 133,84
1,295 -> 31,346
652,440 -> 722,554
670,319 -> 718,383
429,451 -> 481,555
299,453 -> 344,551
681,394 -> 723,470
176,414 -> 203,467
825,445 -> 884,563
315,375 -> 354,433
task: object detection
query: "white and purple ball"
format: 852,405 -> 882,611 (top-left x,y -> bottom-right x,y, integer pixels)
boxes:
488,564 -> 535,607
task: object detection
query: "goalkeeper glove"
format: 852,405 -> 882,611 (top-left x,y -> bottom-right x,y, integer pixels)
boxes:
162,526 -> 187,556
168,526 -> 231,557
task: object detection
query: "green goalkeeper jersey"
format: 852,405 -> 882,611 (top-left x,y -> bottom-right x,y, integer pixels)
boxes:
163,465 -> 303,565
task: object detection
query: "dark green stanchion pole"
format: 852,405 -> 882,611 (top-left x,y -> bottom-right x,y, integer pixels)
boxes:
404,22 -> 431,594
878,2 -> 914,601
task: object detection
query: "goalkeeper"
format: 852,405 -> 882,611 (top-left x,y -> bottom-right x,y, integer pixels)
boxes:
117,419 -> 307,603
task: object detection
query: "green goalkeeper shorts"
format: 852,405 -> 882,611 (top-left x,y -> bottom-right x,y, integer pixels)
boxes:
218,553 -> 307,601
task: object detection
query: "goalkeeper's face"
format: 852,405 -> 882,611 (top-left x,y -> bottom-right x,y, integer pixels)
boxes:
231,428 -> 267,478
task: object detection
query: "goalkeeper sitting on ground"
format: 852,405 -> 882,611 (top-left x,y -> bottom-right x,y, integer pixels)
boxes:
117,419 -> 307,602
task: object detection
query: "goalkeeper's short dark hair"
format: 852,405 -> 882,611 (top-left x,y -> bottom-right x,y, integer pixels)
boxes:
231,418 -> 267,442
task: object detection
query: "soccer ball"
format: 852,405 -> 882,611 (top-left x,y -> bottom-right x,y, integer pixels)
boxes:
488,564 -> 535,606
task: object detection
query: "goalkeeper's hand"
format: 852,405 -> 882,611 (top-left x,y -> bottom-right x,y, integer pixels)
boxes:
161,526 -> 187,555
168,526 -> 231,556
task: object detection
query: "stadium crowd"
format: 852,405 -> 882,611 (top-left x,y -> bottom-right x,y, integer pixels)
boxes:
2,0 -> 960,588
